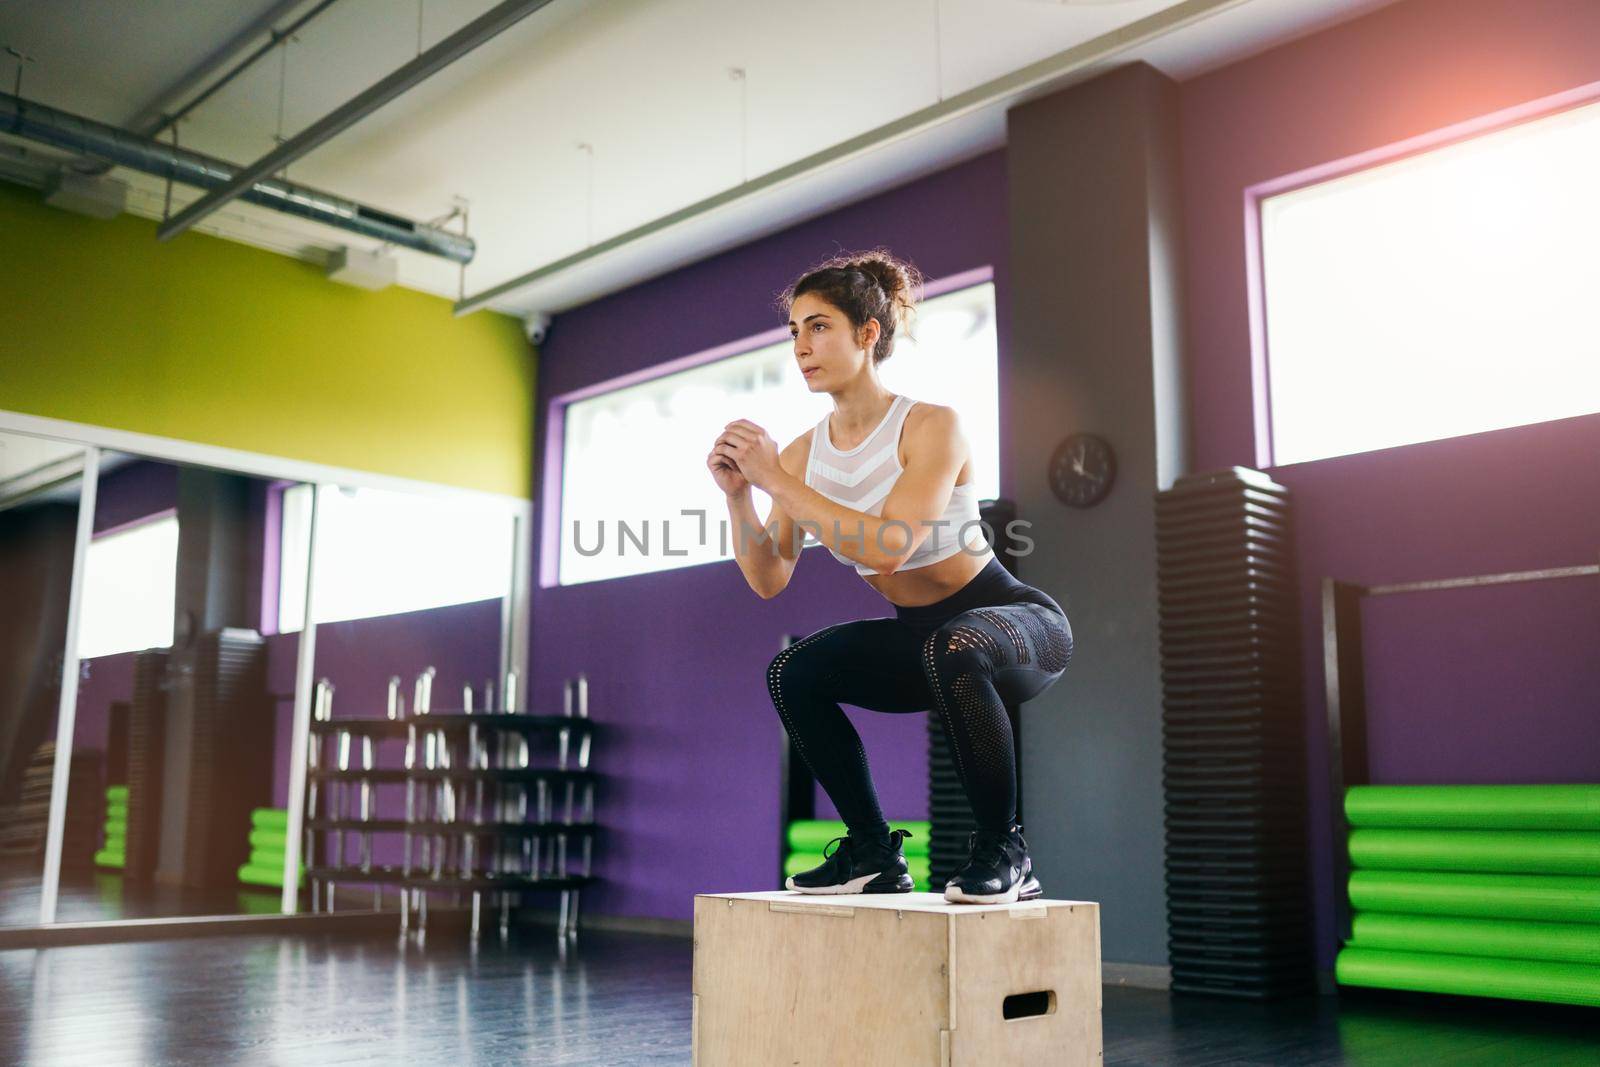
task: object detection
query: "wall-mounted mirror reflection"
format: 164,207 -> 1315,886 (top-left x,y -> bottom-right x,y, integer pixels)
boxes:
296,483 -> 518,917
58,454 -> 311,922
0,431 -> 87,927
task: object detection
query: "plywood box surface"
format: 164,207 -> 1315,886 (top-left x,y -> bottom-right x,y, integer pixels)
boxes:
692,890 -> 1102,1066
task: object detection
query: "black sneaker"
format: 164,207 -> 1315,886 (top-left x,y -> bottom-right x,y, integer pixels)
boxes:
785,829 -> 915,895
943,824 -> 1042,905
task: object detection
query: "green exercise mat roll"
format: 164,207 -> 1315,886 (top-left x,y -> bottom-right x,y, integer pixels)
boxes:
105,797 -> 128,814
1349,829 -> 1600,875
786,820 -> 931,855
105,785 -> 129,801
94,848 -> 125,869
1336,946 -> 1600,1007
1349,870 -> 1600,923
249,849 -> 287,871
249,828 -> 289,852
1350,911 -> 1600,965
1345,785 -> 1600,830
250,808 -> 290,831
237,862 -> 306,889
784,852 -> 931,881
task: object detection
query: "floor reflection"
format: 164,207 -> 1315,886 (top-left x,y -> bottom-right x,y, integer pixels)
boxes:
2,927 -> 691,1066
1,857 -> 283,925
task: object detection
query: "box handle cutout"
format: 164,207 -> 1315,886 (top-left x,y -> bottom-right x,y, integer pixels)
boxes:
1002,990 -> 1057,1020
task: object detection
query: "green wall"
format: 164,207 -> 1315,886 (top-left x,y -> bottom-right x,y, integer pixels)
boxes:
0,183 -> 534,498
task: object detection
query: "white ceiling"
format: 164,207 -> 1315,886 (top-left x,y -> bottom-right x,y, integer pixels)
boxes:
0,0 -> 1398,321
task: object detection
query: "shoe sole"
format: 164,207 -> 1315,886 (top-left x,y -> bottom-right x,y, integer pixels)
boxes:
943,874 -> 1042,905
785,870 -> 913,895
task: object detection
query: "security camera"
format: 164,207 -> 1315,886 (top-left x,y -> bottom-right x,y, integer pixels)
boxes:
524,312 -> 552,345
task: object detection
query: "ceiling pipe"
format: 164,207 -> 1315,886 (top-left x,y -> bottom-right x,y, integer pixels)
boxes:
0,90 -> 475,263
70,0 -> 319,177
157,0 -> 558,244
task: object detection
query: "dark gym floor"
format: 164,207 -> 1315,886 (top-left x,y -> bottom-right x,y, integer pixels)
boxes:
2,927 -> 1596,1066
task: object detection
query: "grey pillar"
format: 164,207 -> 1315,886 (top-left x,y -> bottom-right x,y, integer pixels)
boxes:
1004,61 -> 1189,967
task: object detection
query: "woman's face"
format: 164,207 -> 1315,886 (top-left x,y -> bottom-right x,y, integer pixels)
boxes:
788,292 -> 878,391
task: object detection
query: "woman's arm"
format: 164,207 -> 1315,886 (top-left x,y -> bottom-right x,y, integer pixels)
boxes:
722,434 -> 810,598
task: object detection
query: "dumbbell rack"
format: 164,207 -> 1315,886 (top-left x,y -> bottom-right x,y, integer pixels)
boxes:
303,671 -> 597,939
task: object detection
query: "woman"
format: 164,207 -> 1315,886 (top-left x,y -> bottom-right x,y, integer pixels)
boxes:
707,250 -> 1073,905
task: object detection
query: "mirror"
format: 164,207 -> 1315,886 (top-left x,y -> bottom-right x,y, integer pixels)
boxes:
0,431 -> 87,927
298,483 -> 518,917
0,426 -> 527,929
58,454 -> 312,922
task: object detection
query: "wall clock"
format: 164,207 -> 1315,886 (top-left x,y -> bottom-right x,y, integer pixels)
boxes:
1048,433 -> 1116,508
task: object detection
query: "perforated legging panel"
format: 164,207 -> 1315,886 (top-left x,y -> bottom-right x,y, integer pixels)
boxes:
766,599 -> 1072,839
921,602 -> 1073,830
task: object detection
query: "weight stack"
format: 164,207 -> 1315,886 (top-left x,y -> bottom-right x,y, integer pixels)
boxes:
927,713 -> 976,891
1157,467 -> 1313,999
123,649 -> 169,882
176,628 -> 269,888
927,498 -> 1024,891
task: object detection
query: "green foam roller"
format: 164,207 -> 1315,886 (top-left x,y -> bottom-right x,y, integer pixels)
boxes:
1336,946 -> 1600,1007
251,808 -> 290,831
249,828 -> 289,851
237,862 -> 305,889
94,848 -> 125,869
1346,785 -> 1600,830
1351,911 -> 1600,965
105,785 -> 129,800
1350,870 -> 1600,923
250,849 -> 287,870
1350,829 -> 1600,875
786,820 -> 931,855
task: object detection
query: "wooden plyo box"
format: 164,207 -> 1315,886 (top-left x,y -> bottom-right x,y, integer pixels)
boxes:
692,891 -> 1102,1066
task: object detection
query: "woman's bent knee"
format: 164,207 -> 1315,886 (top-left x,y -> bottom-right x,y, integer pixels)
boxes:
767,641 -> 828,702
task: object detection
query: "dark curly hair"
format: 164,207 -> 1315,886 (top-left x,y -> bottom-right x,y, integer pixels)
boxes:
778,248 -> 924,365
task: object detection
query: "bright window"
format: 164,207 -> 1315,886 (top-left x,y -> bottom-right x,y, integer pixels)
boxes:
558,279 -> 1001,585
278,484 -> 514,631
1260,98 -> 1600,466
78,515 -> 178,659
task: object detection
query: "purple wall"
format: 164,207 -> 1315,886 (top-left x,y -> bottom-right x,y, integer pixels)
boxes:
1179,0 -> 1600,969
530,152 -> 1009,922
94,460 -> 177,535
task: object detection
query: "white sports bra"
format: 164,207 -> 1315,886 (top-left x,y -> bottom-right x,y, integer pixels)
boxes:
802,395 -> 987,575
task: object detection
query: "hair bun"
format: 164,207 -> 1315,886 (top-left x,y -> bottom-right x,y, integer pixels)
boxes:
780,247 -> 925,365
849,252 -> 917,306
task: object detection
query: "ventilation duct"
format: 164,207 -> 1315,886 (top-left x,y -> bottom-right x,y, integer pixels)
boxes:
0,91 -> 474,264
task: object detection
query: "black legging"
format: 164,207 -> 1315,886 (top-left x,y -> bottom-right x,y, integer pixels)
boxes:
767,555 -> 1073,840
